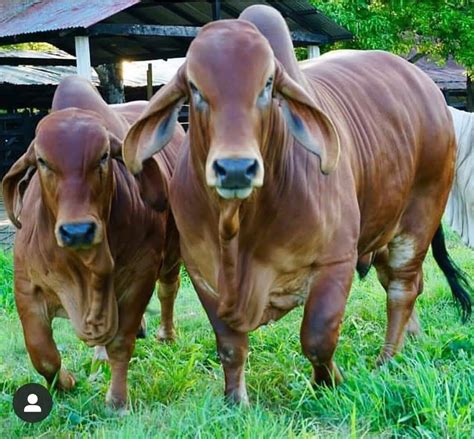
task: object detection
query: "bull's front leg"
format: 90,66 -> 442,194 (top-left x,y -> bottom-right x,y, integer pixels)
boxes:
194,284 -> 249,405
300,259 -> 355,386
157,215 -> 181,342
104,333 -> 135,413
16,282 -> 75,390
156,278 -> 180,342
105,277 -> 156,412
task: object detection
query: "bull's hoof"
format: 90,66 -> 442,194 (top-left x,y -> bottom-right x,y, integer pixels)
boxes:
225,389 -> 249,407
313,362 -> 343,387
105,404 -> 129,417
106,389 -> 128,416
58,368 -> 76,391
406,318 -> 422,338
136,317 -> 147,339
375,349 -> 395,366
136,326 -> 147,339
156,326 -> 176,343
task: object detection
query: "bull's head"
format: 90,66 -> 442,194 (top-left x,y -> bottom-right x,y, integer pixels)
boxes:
3,109 -> 121,244
123,20 -> 340,201
2,108 -> 122,345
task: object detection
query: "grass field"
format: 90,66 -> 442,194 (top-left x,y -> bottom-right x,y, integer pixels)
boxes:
0,228 -> 472,438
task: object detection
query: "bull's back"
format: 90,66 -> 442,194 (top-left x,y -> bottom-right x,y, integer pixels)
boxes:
302,50 -> 455,252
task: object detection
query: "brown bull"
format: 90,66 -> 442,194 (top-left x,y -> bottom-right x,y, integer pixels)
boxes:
2,76 -> 184,410
123,6 -> 472,404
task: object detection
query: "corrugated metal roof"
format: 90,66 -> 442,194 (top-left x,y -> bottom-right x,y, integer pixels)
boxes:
0,49 -> 182,87
0,0 -> 140,38
0,1 -> 352,65
0,47 -> 75,61
0,64 -> 99,86
0,1 -> 351,41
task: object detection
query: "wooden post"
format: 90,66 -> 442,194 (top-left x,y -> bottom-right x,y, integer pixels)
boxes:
307,45 -> 320,59
75,36 -> 92,80
212,0 -> 221,20
467,75 -> 473,112
147,63 -> 153,100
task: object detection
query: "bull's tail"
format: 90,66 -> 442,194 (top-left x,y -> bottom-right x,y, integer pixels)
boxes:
431,224 -> 472,322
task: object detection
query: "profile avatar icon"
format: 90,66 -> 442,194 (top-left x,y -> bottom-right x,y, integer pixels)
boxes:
13,383 -> 53,422
24,393 -> 42,413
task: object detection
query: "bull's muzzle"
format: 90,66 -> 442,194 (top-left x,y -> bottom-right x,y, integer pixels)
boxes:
213,158 -> 259,199
58,222 -> 97,248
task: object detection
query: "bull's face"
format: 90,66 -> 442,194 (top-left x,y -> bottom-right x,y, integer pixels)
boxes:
123,20 -> 340,201
185,23 -> 272,199
3,109 -> 120,249
36,111 -> 115,249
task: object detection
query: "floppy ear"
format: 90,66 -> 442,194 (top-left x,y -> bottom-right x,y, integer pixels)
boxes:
123,63 -> 188,174
2,141 -> 37,228
274,61 -> 340,174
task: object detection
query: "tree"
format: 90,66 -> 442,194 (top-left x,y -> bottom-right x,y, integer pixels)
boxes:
310,0 -> 474,109
95,63 -> 125,104
0,42 -> 56,52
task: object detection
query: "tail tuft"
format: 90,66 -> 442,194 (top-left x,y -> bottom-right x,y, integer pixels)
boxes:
431,225 -> 472,322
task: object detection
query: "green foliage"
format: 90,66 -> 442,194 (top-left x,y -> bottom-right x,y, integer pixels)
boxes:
310,0 -> 474,73
0,251 -> 14,312
0,42 -> 57,52
0,232 -> 472,437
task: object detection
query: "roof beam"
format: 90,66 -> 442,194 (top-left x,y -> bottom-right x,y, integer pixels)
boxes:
290,31 -> 329,45
125,5 -> 192,53
89,24 -> 199,38
0,57 -> 76,66
89,22 -> 328,45
212,0 -> 221,20
219,3 -> 329,45
162,2 -> 206,25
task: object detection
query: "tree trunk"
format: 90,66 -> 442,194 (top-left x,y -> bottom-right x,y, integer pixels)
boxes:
95,63 -> 125,104
467,74 -> 473,112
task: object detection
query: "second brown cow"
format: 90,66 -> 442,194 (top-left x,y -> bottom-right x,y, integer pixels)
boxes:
3,76 -> 184,411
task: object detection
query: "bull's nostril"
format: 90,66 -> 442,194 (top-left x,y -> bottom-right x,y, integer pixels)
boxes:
84,223 -> 96,240
213,158 -> 259,189
59,222 -> 97,247
213,161 -> 227,178
245,160 -> 258,179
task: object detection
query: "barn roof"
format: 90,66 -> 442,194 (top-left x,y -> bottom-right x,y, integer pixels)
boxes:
0,0 -> 352,65
414,56 -> 467,91
0,0 -> 140,38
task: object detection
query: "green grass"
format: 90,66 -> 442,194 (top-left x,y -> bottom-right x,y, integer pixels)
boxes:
0,229 -> 473,438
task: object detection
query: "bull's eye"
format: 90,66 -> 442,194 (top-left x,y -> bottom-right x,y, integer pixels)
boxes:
189,81 -> 207,111
37,157 -> 50,170
99,152 -> 109,166
257,75 -> 274,107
